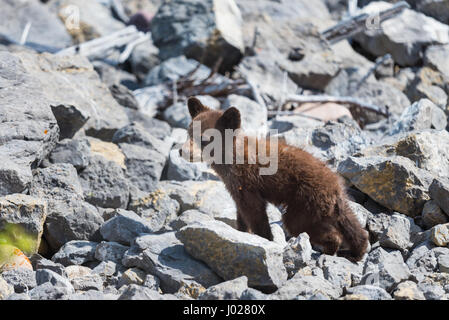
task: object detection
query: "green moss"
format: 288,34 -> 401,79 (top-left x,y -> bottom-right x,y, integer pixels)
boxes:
0,223 -> 37,255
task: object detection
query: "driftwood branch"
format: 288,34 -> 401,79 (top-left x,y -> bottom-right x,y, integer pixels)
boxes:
111,0 -> 130,24
270,94 -> 389,118
56,26 -> 146,61
351,53 -> 392,93
321,1 -> 410,44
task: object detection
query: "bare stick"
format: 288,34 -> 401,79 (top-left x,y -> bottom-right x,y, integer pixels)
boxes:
282,94 -> 389,117
20,22 -> 32,45
321,1 -> 410,44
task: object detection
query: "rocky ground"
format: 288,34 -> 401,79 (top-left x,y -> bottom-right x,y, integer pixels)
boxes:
1,0 -> 449,301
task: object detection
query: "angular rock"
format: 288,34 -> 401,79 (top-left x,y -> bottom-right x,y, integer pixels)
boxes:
118,268 -> 147,287
118,284 -> 165,300
389,99 -> 447,135
70,272 -> 103,291
49,139 -> 91,170
199,276 -> 248,300
318,255 -> 363,288
49,0 -> 126,41
15,51 -> 129,140
272,273 -> 342,300
151,0 -> 244,72
127,187 -> 180,232
176,220 -> 287,292
393,280 -> 426,300
438,255 -> 449,273
119,143 -> 166,193
69,290 -> 118,300
422,200 -> 448,229
122,231 -> 222,293
338,155 -> 432,217
283,233 -> 313,278
95,241 -> 129,264
0,52 -> 59,196
430,223 -> 449,247
99,209 -> 154,245
51,240 -> 97,266
168,210 -> 214,231
355,2 -> 449,66
88,137 -> 126,169
362,247 -> 411,291
406,244 -> 449,274
0,194 -> 47,254
1,268 -> 36,293
377,213 -> 413,251
166,149 -> 217,182
0,0 -> 72,51
130,38 -> 160,82
29,282 -> 72,300
345,285 -> 392,300
79,155 -> 130,209
429,178 -> 449,215
0,276 -> 13,300
424,44 -> 449,79
36,269 -> 74,292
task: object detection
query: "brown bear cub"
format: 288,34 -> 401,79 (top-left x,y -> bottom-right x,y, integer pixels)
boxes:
180,97 -> 369,262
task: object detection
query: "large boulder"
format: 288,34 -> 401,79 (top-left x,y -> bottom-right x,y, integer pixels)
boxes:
122,231 -> 222,293
151,0 -> 244,72
15,51 -> 129,141
338,155 -> 432,217
176,220 -> 287,292
355,1 -> 449,66
0,0 -> 72,51
0,51 -> 59,196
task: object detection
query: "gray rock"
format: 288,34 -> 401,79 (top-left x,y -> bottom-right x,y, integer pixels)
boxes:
222,95 -> 267,137
272,273 -> 342,300
424,44 -> 449,79
151,0 -> 244,72
15,51 -> 128,141
418,281 -> 446,300
176,220 -> 287,292
118,284 -> 165,300
430,223 -> 449,247
35,269 -> 74,292
0,194 -> 47,254
362,247 -> 411,291
438,255 -> 449,273
0,0 -> 72,51
166,149 -> 217,182
5,293 -> 31,300
95,241 -> 129,264
92,261 -> 117,278
355,2 -> 449,66
377,213 -> 414,251
100,209 -> 155,245
199,276 -> 248,300
69,290 -> 118,300
318,255 -> 363,288
406,243 -> 449,274
48,0 -> 126,40
79,155 -> 130,209
133,84 -> 171,119
0,276 -> 13,300
239,288 -> 270,300
130,38 -> 160,82
70,272 -> 103,291
43,200 -> 104,251
118,268 -> 147,287
109,84 -> 139,110
122,231 -> 222,293
1,268 -> 36,293
34,257 -> 66,277
0,51 -> 59,196
49,139 -> 91,170
389,99 -> 448,135
162,102 -> 194,129
283,233 -> 313,278
422,200 -> 448,229
406,75 -> 448,110
51,240 -> 98,266
345,285 -> 392,300
393,280 -> 426,300
347,201 -> 369,228
119,143 -> 166,193
143,274 -> 161,291
412,0 -> 449,25
430,178 -> 449,215
338,155 -> 432,217
127,187 -> 180,232
29,282 -> 72,300
168,210 -> 214,231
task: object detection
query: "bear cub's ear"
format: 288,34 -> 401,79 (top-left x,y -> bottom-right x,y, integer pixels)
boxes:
187,97 -> 209,118
217,107 -> 241,130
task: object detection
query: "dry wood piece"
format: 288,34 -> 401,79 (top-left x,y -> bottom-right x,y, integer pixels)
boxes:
321,1 -> 410,44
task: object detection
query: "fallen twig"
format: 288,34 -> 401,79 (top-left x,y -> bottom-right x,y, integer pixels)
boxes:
321,1 -> 410,44
351,53 -> 392,93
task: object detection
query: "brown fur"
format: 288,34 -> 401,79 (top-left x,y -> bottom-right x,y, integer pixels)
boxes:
181,97 -> 369,262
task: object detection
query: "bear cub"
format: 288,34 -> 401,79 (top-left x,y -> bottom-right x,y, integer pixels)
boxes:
180,97 -> 369,262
